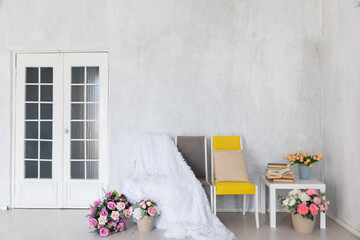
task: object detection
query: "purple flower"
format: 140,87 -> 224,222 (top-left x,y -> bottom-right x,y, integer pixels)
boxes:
87,218 -> 97,228
94,199 -> 101,207
107,202 -> 116,210
90,208 -> 96,214
100,228 -> 109,237
100,208 -> 108,217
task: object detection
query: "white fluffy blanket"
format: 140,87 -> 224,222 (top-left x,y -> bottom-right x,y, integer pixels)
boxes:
123,134 -> 235,240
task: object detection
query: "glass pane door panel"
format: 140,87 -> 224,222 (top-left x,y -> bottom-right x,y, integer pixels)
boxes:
24,67 -> 53,179
40,161 -> 52,179
25,160 -> 38,178
70,66 -> 99,179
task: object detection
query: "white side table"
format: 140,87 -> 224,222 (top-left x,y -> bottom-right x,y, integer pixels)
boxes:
260,175 -> 326,229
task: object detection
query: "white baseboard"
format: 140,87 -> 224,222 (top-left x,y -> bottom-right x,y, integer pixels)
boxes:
327,211 -> 360,238
217,208 -> 287,213
0,206 -> 9,210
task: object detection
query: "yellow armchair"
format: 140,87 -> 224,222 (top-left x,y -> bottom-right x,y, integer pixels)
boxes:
211,136 -> 259,228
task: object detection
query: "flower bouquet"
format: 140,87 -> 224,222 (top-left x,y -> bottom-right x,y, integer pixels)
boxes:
87,190 -> 132,237
284,151 -> 324,179
131,198 -> 161,232
279,189 -> 329,233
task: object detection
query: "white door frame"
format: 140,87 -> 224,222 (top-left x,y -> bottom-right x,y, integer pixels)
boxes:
10,50 -> 109,209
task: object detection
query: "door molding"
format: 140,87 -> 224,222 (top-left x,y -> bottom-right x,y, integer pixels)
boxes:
10,51 -> 109,209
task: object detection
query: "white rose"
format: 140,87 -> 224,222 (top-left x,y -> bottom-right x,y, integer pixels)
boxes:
283,198 -> 290,206
117,202 -> 126,211
133,208 -> 143,220
289,197 -> 296,206
111,211 -> 120,220
288,189 -> 300,196
98,216 -> 107,225
298,192 -> 311,202
142,204 -> 146,209
146,201 -> 152,206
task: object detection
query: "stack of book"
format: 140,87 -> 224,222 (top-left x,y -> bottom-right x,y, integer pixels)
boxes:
266,163 -> 294,183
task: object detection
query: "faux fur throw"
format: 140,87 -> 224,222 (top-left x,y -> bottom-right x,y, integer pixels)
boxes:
123,134 -> 235,240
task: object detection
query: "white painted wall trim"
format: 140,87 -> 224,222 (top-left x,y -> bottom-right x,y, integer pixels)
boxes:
0,206 -> 9,210
10,52 -> 17,209
327,211 -> 360,238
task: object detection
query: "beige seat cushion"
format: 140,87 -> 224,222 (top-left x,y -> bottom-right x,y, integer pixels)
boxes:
213,150 -> 249,182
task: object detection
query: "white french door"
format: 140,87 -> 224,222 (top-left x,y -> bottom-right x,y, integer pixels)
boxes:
14,52 -> 108,208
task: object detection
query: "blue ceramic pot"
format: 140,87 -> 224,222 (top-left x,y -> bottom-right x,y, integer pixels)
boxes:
298,164 -> 311,179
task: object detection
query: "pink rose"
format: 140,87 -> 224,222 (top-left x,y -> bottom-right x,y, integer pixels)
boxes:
90,208 -> 96,214
124,207 -> 133,218
94,199 -> 101,207
309,204 -> 319,216
313,196 -> 322,205
87,218 -> 97,227
146,201 -> 152,206
306,189 -> 318,196
100,208 -> 108,216
107,202 -> 116,210
105,191 -> 112,198
100,228 -> 109,237
148,207 -> 156,216
320,203 -> 328,211
297,203 -> 309,215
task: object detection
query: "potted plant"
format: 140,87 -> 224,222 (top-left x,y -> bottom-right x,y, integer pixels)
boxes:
279,189 -> 329,233
131,198 -> 161,232
284,151 -> 323,179
86,190 -> 132,237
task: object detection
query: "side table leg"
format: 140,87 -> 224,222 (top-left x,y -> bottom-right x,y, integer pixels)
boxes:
320,212 -> 326,229
270,187 -> 276,228
260,179 -> 266,214
320,185 -> 326,229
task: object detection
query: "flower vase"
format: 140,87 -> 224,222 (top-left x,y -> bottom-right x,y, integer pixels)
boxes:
291,212 -> 316,233
298,164 -> 311,179
137,216 -> 154,232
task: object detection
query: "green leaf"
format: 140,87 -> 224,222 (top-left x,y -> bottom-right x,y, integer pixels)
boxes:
112,189 -> 119,196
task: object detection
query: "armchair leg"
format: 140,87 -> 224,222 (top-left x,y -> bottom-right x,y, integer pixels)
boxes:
255,185 -> 260,228
210,186 -> 214,212
243,194 -> 246,215
213,186 -> 217,215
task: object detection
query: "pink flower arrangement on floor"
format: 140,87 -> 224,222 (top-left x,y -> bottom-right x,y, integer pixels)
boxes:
279,189 -> 329,221
87,190 -> 132,237
130,198 -> 161,221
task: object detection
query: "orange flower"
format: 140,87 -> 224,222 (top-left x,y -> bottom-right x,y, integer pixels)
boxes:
316,152 -> 320,156
300,151 -> 303,155
296,157 -> 300,160
294,151 -> 298,154
300,159 -> 304,162
309,164 -> 314,168
313,157 -> 317,161
284,156 -> 288,159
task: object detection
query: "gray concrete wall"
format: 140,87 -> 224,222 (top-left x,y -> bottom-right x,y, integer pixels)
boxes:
0,0 -> 322,210
322,0 -> 360,233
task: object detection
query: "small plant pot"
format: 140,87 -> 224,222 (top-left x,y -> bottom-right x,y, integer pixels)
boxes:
291,212 -> 316,233
298,164 -> 311,179
137,216 -> 154,232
